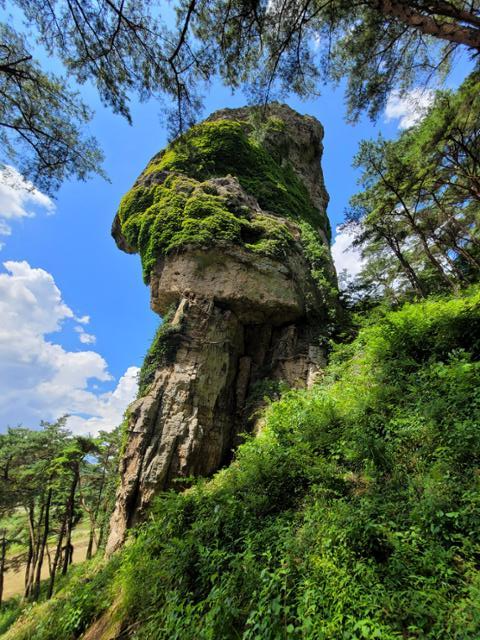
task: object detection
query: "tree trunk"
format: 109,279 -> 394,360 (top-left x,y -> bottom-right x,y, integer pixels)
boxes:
378,0 -> 480,50
450,218 -> 480,251
441,221 -> 480,270
429,193 -> 480,270
456,243 -> 480,271
32,488 -> 52,600
86,527 -> 95,561
399,203 -> 456,289
24,502 -> 40,599
0,530 -> 6,607
97,511 -> 108,551
416,231 -> 457,289
62,467 -> 79,576
436,242 -> 469,282
47,518 -> 66,599
385,234 -> 426,297
24,528 -> 33,594
86,458 -> 108,559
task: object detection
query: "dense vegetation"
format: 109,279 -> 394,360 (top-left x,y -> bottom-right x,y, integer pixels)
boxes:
345,71 -> 480,303
0,421 -> 121,606
4,286 -> 480,638
2,14 -> 479,636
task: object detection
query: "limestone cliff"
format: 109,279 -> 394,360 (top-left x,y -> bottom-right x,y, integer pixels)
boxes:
106,103 -> 338,554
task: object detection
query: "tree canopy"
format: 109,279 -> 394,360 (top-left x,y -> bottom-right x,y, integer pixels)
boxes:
1,0 -> 479,190
344,71 -> 480,304
0,418 -> 121,604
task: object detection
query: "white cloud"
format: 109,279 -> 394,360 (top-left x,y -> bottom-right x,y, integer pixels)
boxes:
385,88 -> 435,129
79,332 -> 97,345
67,367 -> 139,435
0,166 -> 55,245
331,226 -> 365,284
0,261 -> 138,434
0,260 -> 74,334
0,220 -> 11,236
75,325 -> 97,345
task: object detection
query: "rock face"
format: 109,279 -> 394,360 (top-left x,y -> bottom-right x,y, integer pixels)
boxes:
106,103 -> 338,554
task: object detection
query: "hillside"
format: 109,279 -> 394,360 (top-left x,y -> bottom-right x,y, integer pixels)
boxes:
2,3 -> 480,639
4,286 -> 480,639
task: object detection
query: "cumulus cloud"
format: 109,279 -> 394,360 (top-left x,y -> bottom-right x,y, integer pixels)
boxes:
79,332 -> 97,345
67,367 -> 140,435
0,166 -> 55,244
331,226 -> 365,284
385,88 -> 435,129
0,261 -> 138,434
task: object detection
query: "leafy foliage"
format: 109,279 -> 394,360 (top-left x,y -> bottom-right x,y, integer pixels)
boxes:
299,220 -> 338,314
0,24 -> 104,192
0,600 -> 22,635
2,556 -> 121,640
8,286 -> 480,638
3,0 -> 478,189
117,287 -> 480,639
345,72 -> 480,303
0,420 -> 122,608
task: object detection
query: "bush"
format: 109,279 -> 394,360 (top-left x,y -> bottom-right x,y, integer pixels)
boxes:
0,599 -> 22,636
115,285 -> 480,638
7,286 -> 480,638
3,556 -> 120,640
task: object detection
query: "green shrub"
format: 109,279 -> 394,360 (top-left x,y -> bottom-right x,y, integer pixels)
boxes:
113,285 -> 480,639
3,556 -> 120,640
0,599 -> 22,636
8,287 -> 480,638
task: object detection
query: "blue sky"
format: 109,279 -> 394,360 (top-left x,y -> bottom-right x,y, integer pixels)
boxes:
0,20 -> 472,432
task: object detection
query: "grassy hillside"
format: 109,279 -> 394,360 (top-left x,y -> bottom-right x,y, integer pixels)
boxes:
4,287 -> 480,639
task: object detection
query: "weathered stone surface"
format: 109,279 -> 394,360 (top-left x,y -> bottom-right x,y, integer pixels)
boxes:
206,103 -> 330,244
107,296 -> 244,552
149,244 -> 315,323
106,103 -> 337,554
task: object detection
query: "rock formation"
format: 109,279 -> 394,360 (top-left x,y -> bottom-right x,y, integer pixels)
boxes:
106,103 -> 338,554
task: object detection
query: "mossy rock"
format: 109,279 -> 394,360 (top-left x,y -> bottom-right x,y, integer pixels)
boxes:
114,115 -> 332,284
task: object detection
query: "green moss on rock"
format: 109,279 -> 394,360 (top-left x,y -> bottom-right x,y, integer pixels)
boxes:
299,220 -> 339,314
151,120 -> 322,229
115,117 -> 331,283
117,173 -> 295,283
138,309 -> 184,396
